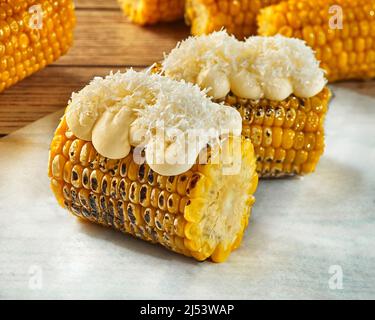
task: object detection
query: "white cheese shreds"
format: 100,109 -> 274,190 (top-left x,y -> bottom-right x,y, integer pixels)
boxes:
162,31 -> 327,100
65,69 -> 242,176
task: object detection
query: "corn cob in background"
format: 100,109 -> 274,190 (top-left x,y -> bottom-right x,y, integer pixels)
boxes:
258,0 -> 375,82
185,0 -> 283,39
161,32 -> 331,177
118,0 -> 185,25
0,0 -> 76,93
48,70 -> 258,262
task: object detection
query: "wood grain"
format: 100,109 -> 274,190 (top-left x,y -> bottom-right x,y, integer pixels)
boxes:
75,0 -> 119,9
0,66 -> 141,134
56,10 -> 189,67
0,0 -> 189,135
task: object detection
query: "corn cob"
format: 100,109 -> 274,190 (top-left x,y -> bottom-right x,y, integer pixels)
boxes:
185,0 -> 283,39
0,0 -> 75,93
48,70 -> 258,262
118,0 -> 185,25
258,0 -> 375,82
223,88 -> 330,177
161,32 -> 331,177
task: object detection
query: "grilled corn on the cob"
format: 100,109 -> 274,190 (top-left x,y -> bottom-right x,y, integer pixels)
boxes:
223,88 -> 331,177
185,0 -> 283,39
258,0 -> 375,82
48,70 -> 258,262
161,32 -> 331,177
118,0 -> 185,25
0,0 -> 75,93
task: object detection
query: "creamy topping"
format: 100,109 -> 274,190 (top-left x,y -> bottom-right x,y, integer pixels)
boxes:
162,31 -> 327,101
197,68 -> 231,100
230,70 -> 262,100
65,69 -> 242,176
92,107 -> 134,159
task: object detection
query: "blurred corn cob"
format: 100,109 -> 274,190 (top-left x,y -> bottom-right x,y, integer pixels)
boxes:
118,0 -> 185,25
258,0 -> 375,82
185,0 -> 283,39
49,117 -> 258,262
0,0 -> 75,93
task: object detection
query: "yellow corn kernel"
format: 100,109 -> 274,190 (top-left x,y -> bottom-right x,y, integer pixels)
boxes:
258,0 -> 375,82
227,88 -> 331,177
0,0 -> 75,93
118,0 -> 184,25
48,116 -> 258,263
186,0 -> 283,39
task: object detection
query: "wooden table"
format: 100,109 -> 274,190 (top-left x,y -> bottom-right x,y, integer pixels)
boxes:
0,0 -> 189,137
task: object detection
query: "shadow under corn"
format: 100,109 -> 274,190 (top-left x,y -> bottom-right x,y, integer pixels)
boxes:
76,218 -> 199,265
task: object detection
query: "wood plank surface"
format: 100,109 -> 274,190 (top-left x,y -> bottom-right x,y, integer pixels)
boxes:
0,0 -> 189,136
75,0 -> 119,9
56,10 -> 189,67
0,66 -> 141,134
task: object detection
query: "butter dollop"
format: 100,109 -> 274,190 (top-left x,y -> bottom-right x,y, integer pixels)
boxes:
162,31 -> 327,101
65,69 -> 242,176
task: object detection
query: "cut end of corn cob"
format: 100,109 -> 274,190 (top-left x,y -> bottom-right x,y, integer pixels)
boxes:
258,0 -> 375,82
48,117 -> 258,262
118,0 -> 185,25
161,32 -> 331,177
185,0 -> 283,39
0,0 -> 76,93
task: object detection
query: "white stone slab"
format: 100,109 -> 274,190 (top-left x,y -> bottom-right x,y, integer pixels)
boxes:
0,82 -> 374,299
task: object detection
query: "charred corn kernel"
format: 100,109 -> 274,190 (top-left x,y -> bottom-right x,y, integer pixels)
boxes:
222,88 -> 331,177
258,0 -> 375,81
49,116 -> 258,262
186,0 -> 283,39
0,0 -> 75,93
118,0 -> 184,25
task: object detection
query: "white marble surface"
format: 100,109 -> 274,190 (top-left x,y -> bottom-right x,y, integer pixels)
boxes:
0,82 -> 374,300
